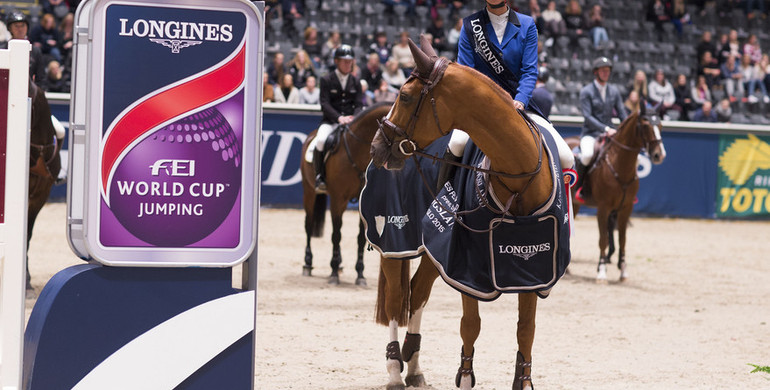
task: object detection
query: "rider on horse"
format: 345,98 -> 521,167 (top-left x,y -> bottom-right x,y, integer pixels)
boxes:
313,44 -> 364,193
439,0 -> 574,190
574,56 -> 628,201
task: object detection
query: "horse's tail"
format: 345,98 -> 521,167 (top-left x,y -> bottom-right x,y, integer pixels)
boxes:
311,193 -> 327,237
375,259 -> 410,326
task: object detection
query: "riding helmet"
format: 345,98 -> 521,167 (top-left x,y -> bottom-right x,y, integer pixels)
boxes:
6,11 -> 28,28
592,56 -> 613,71
537,66 -> 550,83
334,44 -> 355,60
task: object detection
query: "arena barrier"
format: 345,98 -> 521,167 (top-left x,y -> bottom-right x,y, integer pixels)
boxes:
22,1 -> 264,388
0,39 -> 31,390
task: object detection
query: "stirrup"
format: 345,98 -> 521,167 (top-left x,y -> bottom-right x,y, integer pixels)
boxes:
512,351 -> 533,390
314,176 -> 327,194
455,347 -> 475,388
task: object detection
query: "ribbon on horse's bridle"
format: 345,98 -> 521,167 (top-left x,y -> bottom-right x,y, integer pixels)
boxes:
377,56 -> 547,229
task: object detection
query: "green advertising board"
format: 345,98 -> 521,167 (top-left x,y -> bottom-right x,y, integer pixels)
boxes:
717,134 -> 770,217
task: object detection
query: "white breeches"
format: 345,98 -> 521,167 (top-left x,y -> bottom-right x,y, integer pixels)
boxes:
579,135 -> 596,166
315,123 -> 334,151
447,112 -> 574,170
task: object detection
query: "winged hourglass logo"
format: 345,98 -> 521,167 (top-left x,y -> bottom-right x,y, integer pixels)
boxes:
149,39 -> 202,53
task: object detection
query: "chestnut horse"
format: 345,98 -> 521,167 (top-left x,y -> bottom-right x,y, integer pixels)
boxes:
566,107 -> 666,282
368,37 -> 558,390
300,102 -> 393,285
27,81 -> 62,288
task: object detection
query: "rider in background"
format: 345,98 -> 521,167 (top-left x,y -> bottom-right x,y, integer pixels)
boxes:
575,56 -> 628,199
442,0 -> 573,190
314,44 -> 363,193
3,11 -> 47,86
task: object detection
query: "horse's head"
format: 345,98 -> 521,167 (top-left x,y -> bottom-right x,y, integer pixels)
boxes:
616,104 -> 666,165
371,35 -> 451,170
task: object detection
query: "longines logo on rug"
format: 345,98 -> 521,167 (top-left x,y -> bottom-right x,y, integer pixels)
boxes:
118,18 -> 233,53
498,243 -> 551,261
375,215 -> 410,236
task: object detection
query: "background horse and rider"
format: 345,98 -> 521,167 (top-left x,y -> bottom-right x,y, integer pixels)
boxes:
299,101 -> 393,285
566,105 -> 666,282
362,36 -> 570,390
27,80 -> 62,290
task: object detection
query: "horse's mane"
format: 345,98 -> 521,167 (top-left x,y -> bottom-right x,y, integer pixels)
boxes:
352,101 -> 392,125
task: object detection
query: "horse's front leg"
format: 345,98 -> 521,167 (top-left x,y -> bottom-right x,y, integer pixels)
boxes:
457,295 -> 480,389
513,293 -> 537,390
402,255 -> 439,387
355,219 -> 367,286
302,191 -> 315,276
595,208 -> 611,282
616,206 -> 633,281
379,258 -> 410,390
328,211 -> 343,285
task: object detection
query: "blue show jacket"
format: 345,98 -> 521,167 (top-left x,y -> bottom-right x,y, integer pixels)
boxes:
457,9 -> 539,107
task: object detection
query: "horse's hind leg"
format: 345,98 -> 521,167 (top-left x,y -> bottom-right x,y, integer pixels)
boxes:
457,295 -> 480,390
402,255 -> 439,387
595,208 -> 611,283
616,207 -> 633,281
302,192 -> 315,276
354,219 -> 367,286
513,293 -> 537,390
377,258 -> 410,390
328,213 -> 343,285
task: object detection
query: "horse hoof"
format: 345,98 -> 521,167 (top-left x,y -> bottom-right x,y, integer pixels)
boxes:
619,263 -> 628,282
405,374 -> 426,387
328,275 -> 340,285
302,266 -> 312,277
386,384 -> 405,390
355,277 -> 367,286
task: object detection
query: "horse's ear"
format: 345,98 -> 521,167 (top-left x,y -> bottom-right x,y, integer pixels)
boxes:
419,34 -> 438,59
408,38 -> 434,76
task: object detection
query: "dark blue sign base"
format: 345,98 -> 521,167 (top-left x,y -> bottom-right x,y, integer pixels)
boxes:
23,264 -> 253,389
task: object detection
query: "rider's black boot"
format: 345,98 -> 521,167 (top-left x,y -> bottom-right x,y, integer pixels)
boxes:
436,149 -> 461,193
574,159 -> 590,200
313,149 -> 327,193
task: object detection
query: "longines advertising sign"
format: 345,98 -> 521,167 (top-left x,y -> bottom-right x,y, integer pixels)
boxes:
71,0 -> 263,266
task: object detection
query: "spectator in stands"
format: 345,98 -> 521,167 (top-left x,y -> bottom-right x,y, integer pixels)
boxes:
697,51 -> 722,90
426,16 -> 449,53
41,0 -> 71,21
744,0 -> 766,20
720,53 -> 744,101
531,66 -> 553,118
669,0 -> 690,37
264,0 -> 282,21
431,0 -> 465,21
585,4 -> 609,49
691,75 -> 712,107
6,11 -> 46,85
695,30 -> 718,67
624,90 -> 642,113
321,30 -> 342,70
40,60 -> 69,93
382,0 -> 415,15
302,26 -> 324,69
29,13 -> 62,62
673,73 -> 695,121
646,0 -> 671,41
263,71 -> 275,102
267,52 -> 287,85
576,57 -> 628,198
715,98 -> 732,122
537,39 -> 549,67
692,100 -> 718,122
288,49 -> 317,89
743,34 -> 762,65
391,31 -> 416,74
360,53 -> 384,93
564,0 -> 586,45
382,57 -> 407,90
541,1 -> 567,39
742,53 -> 770,103
281,0 -> 304,39
715,32 -> 729,65
299,75 -> 320,105
527,0 -> 545,34
762,54 -> 770,97
446,17 -> 463,56
58,13 -> 74,69
373,79 -> 398,103
720,29 -> 742,65
648,69 -> 677,118
313,45 -> 364,192
628,70 -> 649,102
369,31 -> 391,64
274,74 -> 300,104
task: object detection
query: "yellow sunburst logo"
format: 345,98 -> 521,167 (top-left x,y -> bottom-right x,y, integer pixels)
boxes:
718,134 -> 770,185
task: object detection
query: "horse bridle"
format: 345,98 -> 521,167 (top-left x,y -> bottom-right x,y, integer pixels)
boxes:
606,113 -> 661,155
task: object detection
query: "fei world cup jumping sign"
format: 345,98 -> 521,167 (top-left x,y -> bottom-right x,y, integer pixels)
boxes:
69,0 -> 262,266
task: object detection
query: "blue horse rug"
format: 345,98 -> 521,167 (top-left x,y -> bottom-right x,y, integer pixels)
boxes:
360,129 -> 570,301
